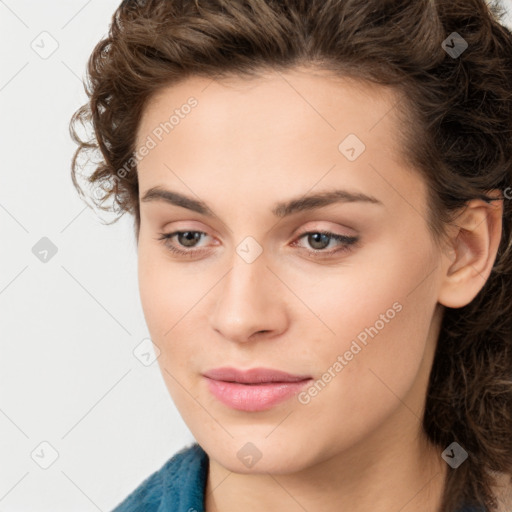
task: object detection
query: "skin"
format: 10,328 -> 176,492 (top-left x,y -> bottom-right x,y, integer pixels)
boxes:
134,67 -> 503,512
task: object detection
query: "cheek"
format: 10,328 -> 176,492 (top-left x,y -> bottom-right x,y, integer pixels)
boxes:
286,237 -> 435,347
295,239 -> 439,424
137,238 -> 202,337
137,239 -> 217,387
137,250 -> 197,408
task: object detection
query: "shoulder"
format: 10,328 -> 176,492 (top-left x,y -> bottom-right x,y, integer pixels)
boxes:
111,443 -> 209,512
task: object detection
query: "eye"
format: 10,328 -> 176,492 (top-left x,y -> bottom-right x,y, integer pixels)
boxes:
156,230 -> 211,258
155,229 -> 360,258
292,230 -> 360,258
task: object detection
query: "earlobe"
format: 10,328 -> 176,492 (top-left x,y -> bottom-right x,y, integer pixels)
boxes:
437,192 -> 504,309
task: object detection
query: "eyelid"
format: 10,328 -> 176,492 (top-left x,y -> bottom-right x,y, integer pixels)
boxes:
294,223 -> 357,239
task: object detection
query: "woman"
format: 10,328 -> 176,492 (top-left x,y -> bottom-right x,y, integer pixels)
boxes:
69,0 -> 512,511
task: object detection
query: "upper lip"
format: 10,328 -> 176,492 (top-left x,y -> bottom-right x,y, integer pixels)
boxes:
202,366 -> 312,384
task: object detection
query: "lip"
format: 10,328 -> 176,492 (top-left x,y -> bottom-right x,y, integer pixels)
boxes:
202,366 -> 313,412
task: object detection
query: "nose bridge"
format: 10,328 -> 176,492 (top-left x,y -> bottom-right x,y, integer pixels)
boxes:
210,247 -> 286,342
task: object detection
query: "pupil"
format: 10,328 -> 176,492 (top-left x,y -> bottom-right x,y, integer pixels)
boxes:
309,233 -> 329,250
179,231 -> 200,247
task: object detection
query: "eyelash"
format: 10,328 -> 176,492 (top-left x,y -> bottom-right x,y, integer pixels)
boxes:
155,229 -> 360,259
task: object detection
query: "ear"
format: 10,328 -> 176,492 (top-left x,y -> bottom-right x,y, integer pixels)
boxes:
437,190 -> 504,309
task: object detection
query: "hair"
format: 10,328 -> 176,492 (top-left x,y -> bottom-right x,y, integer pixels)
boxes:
69,0 -> 512,510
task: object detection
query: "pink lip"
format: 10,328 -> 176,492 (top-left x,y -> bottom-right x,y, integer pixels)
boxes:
202,366 -> 313,412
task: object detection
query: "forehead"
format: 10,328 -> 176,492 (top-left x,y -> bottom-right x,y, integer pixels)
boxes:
134,68 -> 426,224
136,67 -> 403,156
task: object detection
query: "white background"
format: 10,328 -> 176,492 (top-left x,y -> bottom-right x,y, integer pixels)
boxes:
1,1 -> 511,510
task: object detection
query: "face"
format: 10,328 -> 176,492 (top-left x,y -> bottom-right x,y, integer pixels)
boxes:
135,67 -> 447,475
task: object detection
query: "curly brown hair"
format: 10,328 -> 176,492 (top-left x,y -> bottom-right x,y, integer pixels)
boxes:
69,0 -> 512,510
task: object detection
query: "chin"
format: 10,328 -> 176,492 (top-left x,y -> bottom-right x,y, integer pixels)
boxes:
204,436 -> 317,475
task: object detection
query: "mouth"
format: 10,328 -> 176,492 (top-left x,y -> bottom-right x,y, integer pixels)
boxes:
202,366 -> 313,412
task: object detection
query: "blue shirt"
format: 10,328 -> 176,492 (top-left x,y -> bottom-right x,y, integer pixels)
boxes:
111,442 -> 484,512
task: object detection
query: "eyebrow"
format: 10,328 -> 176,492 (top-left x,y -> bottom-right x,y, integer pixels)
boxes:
140,186 -> 383,218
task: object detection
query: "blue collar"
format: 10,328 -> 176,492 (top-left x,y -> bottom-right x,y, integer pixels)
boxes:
112,443 -> 209,512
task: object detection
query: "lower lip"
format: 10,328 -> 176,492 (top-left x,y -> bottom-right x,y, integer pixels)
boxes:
204,377 -> 312,412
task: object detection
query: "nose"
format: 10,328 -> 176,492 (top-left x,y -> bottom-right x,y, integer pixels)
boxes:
209,254 -> 288,344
